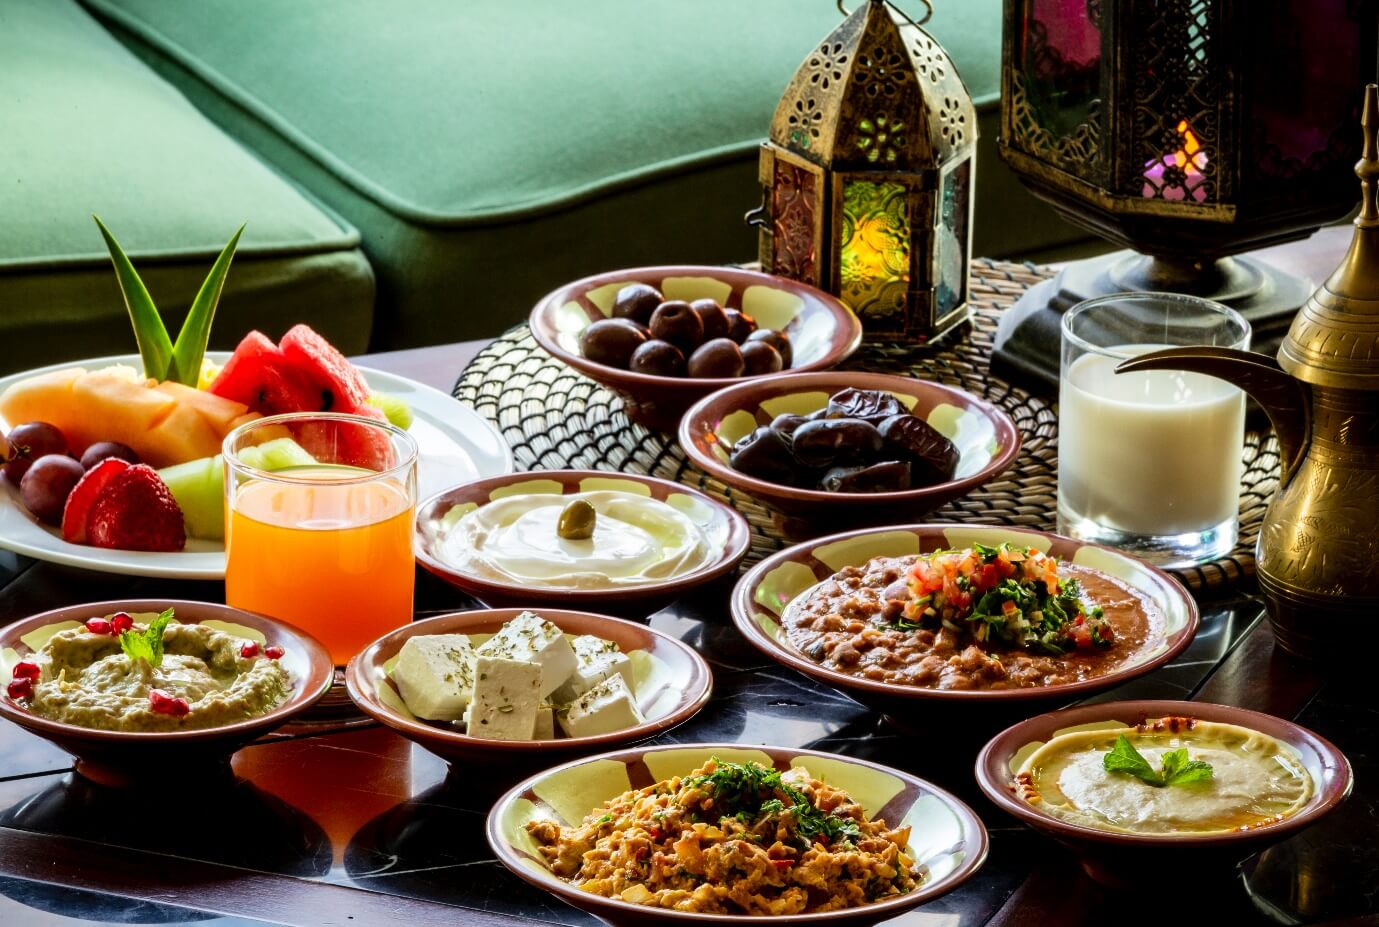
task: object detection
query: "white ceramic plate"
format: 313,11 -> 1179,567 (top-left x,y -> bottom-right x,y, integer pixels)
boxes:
0,353 -> 514,579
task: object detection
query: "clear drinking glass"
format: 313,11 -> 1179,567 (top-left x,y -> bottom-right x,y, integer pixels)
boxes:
1057,293 -> 1251,567
224,412 -> 419,665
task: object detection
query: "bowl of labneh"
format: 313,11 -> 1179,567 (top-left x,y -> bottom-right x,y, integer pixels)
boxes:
415,470 -> 751,611
975,699 -> 1352,886
680,371 -> 1020,541
0,599 -> 333,785
529,265 -> 862,432
731,524 -> 1198,726
346,607 -> 712,764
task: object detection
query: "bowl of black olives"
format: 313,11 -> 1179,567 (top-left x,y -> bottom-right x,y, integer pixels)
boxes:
529,266 -> 862,431
679,372 -> 1020,540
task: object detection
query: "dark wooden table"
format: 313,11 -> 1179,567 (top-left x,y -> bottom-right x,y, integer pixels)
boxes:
1,225 -> 1373,927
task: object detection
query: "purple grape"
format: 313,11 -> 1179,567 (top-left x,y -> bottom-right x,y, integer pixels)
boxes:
19,455 -> 85,526
80,441 -> 140,470
3,422 -> 67,483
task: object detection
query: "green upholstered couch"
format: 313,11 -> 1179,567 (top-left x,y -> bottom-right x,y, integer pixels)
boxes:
3,0 -> 1086,372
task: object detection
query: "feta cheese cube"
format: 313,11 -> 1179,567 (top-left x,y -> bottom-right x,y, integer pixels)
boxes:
466,655 -> 541,740
550,634 -> 635,704
533,703 -> 555,740
557,674 -> 644,738
391,634 -> 476,721
475,611 -> 577,699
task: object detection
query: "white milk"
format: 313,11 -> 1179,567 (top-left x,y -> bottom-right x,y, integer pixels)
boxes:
1059,346 -> 1244,537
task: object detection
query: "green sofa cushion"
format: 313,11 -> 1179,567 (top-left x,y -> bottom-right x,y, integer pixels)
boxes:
0,0 -> 375,375
86,0 -> 1082,349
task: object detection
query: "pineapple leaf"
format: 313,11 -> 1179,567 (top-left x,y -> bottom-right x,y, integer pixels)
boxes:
167,224 -> 244,386
93,215 -> 173,380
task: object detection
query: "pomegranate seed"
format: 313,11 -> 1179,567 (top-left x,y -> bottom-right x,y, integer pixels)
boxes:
7,678 -> 32,700
11,661 -> 40,680
239,641 -> 260,659
85,618 -> 112,635
168,697 -> 190,717
264,645 -> 284,660
148,689 -> 175,713
110,612 -> 134,634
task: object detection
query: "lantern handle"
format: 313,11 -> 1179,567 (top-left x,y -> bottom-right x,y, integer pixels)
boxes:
836,0 -> 933,26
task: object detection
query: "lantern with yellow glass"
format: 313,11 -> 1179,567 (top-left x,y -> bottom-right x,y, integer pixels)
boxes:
748,0 -> 977,344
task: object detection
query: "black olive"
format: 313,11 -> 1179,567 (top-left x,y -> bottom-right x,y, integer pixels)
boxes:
877,414 -> 959,484
578,318 -> 648,369
690,299 -> 731,341
687,338 -> 745,378
745,329 -> 792,367
826,388 -> 908,424
629,339 -> 686,377
790,418 -> 884,468
741,340 -> 783,376
649,301 -> 704,353
611,283 -> 663,326
723,308 -> 758,344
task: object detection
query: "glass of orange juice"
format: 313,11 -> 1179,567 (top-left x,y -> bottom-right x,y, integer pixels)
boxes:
223,412 -> 418,665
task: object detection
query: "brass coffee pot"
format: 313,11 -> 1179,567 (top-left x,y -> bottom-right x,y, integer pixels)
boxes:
1117,84 -> 1379,659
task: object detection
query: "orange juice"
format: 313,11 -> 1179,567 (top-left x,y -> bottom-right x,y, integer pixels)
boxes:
226,468 -> 415,664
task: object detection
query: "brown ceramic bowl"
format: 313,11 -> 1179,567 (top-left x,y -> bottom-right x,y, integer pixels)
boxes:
679,371 -> 1020,540
346,608 -> 712,766
975,699 -> 1353,887
529,265 -> 862,432
414,469 -> 751,613
0,600 -> 333,786
732,524 -> 1199,734
488,741 -> 988,926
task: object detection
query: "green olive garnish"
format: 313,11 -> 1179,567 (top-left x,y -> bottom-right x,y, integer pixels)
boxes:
557,499 -> 596,540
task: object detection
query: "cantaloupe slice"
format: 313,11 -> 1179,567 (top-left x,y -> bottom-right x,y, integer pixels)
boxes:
0,367 -> 259,468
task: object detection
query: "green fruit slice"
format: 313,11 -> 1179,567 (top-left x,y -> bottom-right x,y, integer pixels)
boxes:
157,454 -> 224,540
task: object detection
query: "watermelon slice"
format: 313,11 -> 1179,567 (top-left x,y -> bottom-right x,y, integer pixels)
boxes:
208,331 -> 322,415
279,324 -> 371,413
291,406 -> 396,472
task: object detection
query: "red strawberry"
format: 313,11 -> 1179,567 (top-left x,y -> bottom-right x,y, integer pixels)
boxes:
61,458 -> 130,543
209,331 -> 321,415
87,464 -> 186,552
279,324 -> 371,413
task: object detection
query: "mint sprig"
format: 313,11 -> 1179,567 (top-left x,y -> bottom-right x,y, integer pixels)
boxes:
93,216 -> 244,385
119,608 -> 175,669
1103,734 -> 1213,787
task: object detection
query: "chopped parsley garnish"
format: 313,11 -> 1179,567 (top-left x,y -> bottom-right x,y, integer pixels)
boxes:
119,608 -> 174,669
1103,734 -> 1214,787
686,759 -> 861,844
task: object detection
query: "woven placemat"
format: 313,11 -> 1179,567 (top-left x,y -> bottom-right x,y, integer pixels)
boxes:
453,258 -> 1279,593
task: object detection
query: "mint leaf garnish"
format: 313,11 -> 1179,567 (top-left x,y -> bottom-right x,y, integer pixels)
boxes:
1102,734 -> 1213,788
119,608 -> 174,669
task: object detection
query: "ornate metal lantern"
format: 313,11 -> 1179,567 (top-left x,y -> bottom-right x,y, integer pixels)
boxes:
749,0 -> 978,343
993,0 -> 1379,390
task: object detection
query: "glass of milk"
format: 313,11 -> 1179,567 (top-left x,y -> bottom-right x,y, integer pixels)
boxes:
1058,293 -> 1251,567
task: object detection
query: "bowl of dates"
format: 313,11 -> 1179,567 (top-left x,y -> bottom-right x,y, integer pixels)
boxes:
529,266 -> 862,431
679,372 -> 1020,539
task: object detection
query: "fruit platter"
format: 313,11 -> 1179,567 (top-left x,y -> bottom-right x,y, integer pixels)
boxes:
0,225 -> 510,579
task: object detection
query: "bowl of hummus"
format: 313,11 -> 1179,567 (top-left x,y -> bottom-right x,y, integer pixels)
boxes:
976,699 -> 1353,887
0,599 -> 333,785
415,470 -> 751,611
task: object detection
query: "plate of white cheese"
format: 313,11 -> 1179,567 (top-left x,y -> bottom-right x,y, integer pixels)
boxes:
345,608 -> 713,757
